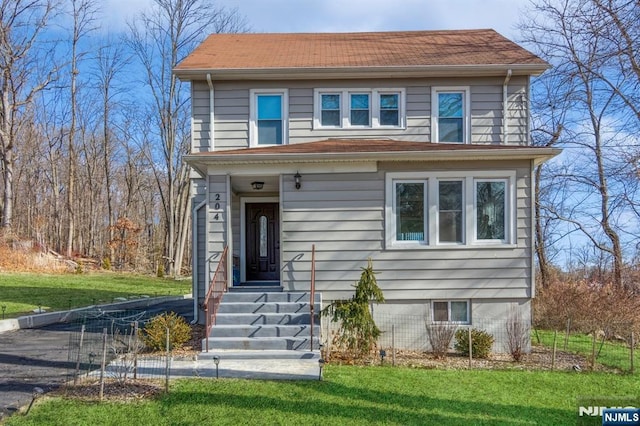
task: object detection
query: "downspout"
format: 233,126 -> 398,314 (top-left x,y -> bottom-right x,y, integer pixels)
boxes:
502,69 -> 512,144
206,73 -> 215,151
191,200 -> 207,324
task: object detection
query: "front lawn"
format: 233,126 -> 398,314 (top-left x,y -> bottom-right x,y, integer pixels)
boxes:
5,366 -> 639,425
0,272 -> 190,318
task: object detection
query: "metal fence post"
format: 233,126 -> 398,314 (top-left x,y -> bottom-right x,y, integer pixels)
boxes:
392,324 -> 396,367
551,330 -> 557,370
165,327 -> 170,393
630,332 -> 635,374
590,332 -> 597,371
73,325 -> 85,385
468,327 -> 472,369
133,323 -> 139,380
99,328 -> 107,401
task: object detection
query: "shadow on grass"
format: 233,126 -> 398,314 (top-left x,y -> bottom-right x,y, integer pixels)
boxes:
160,378 -> 571,425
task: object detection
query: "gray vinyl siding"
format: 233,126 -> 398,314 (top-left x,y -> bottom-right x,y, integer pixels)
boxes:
193,76 -> 529,151
192,81 -> 210,153
192,179 -> 207,306
281,160 -> 532,301
207,175 -> 228,283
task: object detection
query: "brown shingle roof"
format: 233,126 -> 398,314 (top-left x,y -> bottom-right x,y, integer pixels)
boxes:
175,29 -> 547,73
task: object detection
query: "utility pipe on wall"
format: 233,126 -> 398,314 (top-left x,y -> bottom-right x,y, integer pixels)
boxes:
206,73 -> 215,151
502,69 -> 512,144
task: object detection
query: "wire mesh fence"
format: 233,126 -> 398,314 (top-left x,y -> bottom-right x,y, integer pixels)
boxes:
65,308 -> 176,396
325,313 -> 638,373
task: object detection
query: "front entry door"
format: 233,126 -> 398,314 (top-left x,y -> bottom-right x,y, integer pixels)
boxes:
246,203 -> 279,281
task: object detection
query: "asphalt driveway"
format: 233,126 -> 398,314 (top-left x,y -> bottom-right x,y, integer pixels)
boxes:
0,297 -> 193,420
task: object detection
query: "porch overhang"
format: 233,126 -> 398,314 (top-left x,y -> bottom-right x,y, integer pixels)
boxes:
184,139 -> 561,175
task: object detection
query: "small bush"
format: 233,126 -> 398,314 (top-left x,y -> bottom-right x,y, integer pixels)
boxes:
425,321 -> 457,359
156,263 -> 165,278
454,328 -> 494,359
505,307 -> 530,362
142,312 -> 191,351
102,257 -> 112,270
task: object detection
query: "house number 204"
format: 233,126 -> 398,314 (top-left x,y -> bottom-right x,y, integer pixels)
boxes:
213,193 -> 223,220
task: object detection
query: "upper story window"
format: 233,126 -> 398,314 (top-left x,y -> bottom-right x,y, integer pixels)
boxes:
385,171 -> 515,249
350,93 -> 370,126
379,93 -> 400,126
250,89 -> 288,146
432,87 -> 470,143
320,93 -> 341,127
314,88 -> 405,129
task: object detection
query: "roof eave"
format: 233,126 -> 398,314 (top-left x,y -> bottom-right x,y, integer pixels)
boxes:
184,147 -> 561,172
174,64 -> 550,81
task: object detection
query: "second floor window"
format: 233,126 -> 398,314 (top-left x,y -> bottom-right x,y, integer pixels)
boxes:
250,89 -> 288,146
350,93 -> 370,126
432,87 -> 470,143
314,88 -> 405,129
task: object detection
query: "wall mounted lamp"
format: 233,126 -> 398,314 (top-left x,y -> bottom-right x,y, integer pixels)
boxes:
294,172 -> 301,190
251,181 -> 264,190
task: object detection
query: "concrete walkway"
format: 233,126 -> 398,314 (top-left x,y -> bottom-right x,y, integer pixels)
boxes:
99,350 -> 322,381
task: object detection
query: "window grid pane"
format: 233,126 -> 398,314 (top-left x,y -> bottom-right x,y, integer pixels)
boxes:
321,94 -> 340,126
350,94 -> 370,126
433,302 -> 449,322
439,181 -> 463,243
257,94 -> 282,145
380,94 -> 399,126
476,181 -> 506,240
395,182 -> 424,241
450,301 -> 468,322
438,92 -> 464,142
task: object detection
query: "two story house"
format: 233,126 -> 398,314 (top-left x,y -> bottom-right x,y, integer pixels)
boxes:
175,29 -> 560,352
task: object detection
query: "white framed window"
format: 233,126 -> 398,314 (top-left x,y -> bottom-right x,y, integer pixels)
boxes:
475,179 -> 508,243
314,88 -> 405,129
320,93 -> 341,127
250,89 -> 288,146
385,171 -> 516,249
393,180 -> 427,244
438,180 -> 464,244
431,87 -> 470,143
350,93 -> 370,126
432,300 -> 469,323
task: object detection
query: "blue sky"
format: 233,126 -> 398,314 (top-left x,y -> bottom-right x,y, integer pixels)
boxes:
103,0 -> 531,39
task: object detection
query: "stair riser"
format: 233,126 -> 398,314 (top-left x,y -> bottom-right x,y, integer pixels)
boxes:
209,325 -> 320,338
217,302 -> 319,314
214,313 -> 318,326
222,292 -> 321,304
203,338 -> 320,351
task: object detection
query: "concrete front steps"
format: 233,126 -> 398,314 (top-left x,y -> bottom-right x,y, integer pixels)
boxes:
203,291 -> 321,352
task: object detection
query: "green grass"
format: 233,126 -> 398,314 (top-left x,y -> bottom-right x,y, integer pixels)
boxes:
0,272 -> 190,318
4,366 -> 639,425
533,329 -> 638,373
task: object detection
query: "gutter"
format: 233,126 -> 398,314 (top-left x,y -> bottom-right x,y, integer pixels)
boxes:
184,147 -> 562,166
503,69 -> 512,144
174,64 -> 550,81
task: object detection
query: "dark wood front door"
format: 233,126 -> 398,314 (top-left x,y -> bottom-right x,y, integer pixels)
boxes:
246,203 -> 279,281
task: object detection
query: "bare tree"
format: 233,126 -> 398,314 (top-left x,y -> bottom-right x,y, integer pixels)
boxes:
521,0 -> 639,287
0,0 -> 57,231
127,0 -> 248,276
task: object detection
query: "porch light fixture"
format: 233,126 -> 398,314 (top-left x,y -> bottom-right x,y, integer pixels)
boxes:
318,358 -> 325,381
213,355 -> 220,379
294,172 -> 301,190
251,181 -> 264,190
